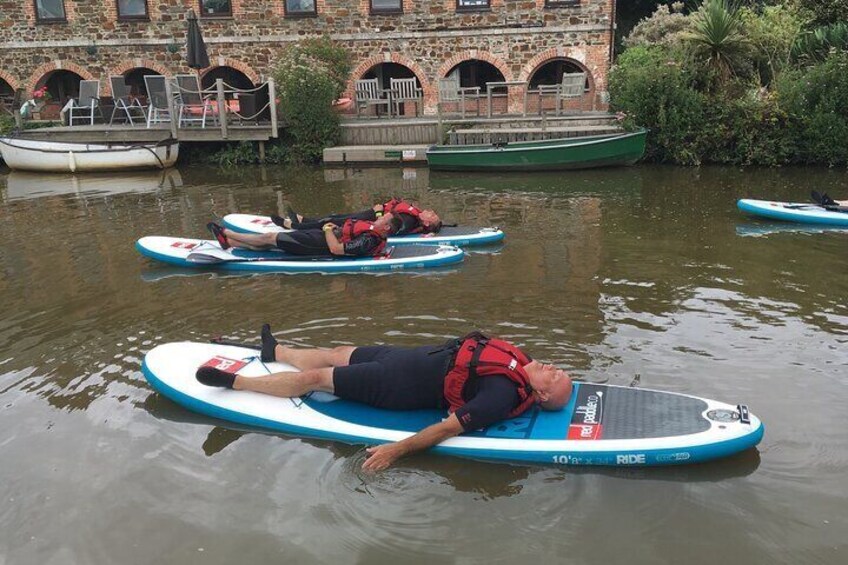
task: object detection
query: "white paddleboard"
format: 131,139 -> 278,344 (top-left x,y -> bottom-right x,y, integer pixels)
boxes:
136,236 -> 464,273
143,342 -> 764,466
222,213 -> 505,247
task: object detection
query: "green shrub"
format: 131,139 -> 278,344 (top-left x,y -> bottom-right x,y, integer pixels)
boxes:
791,22 -> 848,64
623,4 -> 692,50
740,4 -> 804,87
797,0 -> 848,25
273,38 -> 351,164
180,140 -> 289,167
701,92 -> 799,166
0,113 -> 13,136
609,46 -> 709,165
777,52 -> 848,166
682,0 -> 752,86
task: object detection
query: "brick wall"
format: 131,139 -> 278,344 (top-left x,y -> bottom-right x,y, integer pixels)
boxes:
0,0 -> 614,113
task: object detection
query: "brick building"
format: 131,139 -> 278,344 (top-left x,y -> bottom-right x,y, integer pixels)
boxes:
0,1 -> 615,116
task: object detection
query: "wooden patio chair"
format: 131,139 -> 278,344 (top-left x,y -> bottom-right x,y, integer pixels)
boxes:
67,80 -> 102,126
354,78 -> 391,118
539,72 -> 586,116
175,74 -> 217,128
144,75 -> 173,127
389,77 -> 423,117
437,76 -> 481,118
109,76 -> 146,125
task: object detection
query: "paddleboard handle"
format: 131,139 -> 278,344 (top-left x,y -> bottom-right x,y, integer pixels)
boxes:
737,404 -> 750,425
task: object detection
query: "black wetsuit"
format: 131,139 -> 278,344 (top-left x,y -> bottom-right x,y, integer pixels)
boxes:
333,344 -> 521,431
274,228 -> 384,257
292,211 -> 422,236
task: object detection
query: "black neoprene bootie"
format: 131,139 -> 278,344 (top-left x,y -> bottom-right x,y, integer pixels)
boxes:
207,222 -> 230,250
196,366 -> 236,389
261,323 -> 279,363
270,214 -> 287,228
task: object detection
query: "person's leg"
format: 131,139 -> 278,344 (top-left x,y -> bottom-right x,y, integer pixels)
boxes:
275,345 -> 356,370
232,367 -> 335,397
222,229 -> 278,250
261,323 -> 355,369
195,363 -> 336,397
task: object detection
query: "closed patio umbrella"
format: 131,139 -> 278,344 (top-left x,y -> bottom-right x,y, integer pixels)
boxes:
186,9 -> 210,71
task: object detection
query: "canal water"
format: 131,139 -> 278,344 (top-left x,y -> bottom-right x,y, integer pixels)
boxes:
0,164 -> 845,564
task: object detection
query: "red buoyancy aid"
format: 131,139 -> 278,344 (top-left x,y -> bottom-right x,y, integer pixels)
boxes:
382,198 -> 427,233
339,219 -> 387,255
443,334 -> 537,419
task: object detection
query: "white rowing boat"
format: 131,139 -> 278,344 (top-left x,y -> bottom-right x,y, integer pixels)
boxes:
0,136 -> 179,172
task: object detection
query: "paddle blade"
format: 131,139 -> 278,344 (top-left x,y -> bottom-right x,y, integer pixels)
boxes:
186,247 -> 235,264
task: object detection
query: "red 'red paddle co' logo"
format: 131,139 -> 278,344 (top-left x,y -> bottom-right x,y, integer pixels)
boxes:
567,388 -> 604,440
201,356 -> 248,374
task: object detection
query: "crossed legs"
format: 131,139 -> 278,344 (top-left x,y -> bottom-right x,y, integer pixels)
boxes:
196,324 -> 356,399
232,342 -> 356,398
222,229 -> 278,251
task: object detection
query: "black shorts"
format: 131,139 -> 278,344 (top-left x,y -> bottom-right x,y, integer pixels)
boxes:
275,230 -> 330,255
332,345 -> 452,410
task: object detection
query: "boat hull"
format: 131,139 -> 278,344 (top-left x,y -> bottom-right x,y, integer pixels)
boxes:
0,137 -> 179,172
426,129 -> 647,172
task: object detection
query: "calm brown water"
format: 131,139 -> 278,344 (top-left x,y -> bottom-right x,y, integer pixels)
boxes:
0,164 -> 846,564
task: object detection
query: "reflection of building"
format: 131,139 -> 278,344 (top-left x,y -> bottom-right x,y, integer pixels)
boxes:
0,1 -> 615,116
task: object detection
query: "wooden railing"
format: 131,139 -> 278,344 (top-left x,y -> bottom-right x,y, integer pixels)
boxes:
166,77 -> 278,139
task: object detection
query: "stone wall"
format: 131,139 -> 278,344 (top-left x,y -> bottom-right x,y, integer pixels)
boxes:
0,0 -> 614,113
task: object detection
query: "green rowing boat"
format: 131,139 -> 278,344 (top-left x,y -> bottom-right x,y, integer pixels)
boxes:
426,129 -> 648,172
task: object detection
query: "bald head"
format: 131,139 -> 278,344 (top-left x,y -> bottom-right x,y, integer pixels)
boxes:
523,360 -> 573,411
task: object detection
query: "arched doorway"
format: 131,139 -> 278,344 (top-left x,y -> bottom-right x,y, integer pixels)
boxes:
446,59 -> 505,92
527,59 -> 591,114
361,63 -> 421,116
123,67 -> 161,98
202,65 -> 266,121
0,78 -> 14,111
35,70 -> 85,119
201,66 -> 255,91
446,59 -> 507,114
37,70 -> 84,105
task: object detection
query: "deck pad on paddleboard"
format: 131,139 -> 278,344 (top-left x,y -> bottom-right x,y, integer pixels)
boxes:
222,213 -> 505,247
142,342 -> 764,466
737,199 -> 848,227
136,236 -> 464,273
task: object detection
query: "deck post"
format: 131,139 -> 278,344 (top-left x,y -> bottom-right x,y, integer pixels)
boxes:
164,79 -> 178,138
258,140 -> 266,162
268,78 -> 278,138
216,79 -> 228,140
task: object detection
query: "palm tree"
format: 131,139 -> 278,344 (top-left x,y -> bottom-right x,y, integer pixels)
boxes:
683,0 -> 748,83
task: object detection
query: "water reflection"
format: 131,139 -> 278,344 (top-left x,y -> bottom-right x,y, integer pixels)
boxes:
736,223 -> 848,237
2,168 -> 182,201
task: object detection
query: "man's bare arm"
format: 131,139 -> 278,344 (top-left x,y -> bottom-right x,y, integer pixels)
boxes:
322,224 -> 344,255
362,413 -> 464,472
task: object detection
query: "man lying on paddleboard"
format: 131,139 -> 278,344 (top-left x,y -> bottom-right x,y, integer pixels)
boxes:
273,197 -> 443,236
196,326 -> 573,471
207,213 -> 401,257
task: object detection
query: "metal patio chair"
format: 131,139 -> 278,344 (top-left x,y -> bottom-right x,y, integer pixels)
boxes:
144,75 -> 173,127
175,74 -> 217,128
67,80 -> 102,125
109,76 -> 146,125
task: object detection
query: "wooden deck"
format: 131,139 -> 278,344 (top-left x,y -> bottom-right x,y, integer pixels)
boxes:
339,112 -> 619,145
15,123 -> 275,143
